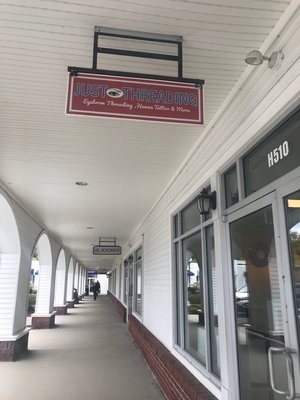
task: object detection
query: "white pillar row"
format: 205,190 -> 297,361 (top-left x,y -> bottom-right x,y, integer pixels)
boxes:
80,267 -> 86,295
53,249 -> 68,314
79,266 -> 82,295
78,265 -> 82,295
82,268 -> 87,294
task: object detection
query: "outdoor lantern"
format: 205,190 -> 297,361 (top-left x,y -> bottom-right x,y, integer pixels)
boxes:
197,189 -> 217,215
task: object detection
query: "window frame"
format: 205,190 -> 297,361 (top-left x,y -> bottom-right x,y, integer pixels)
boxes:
133,245 -> 143,317
123,260 -> 128,305
172,189 -> 220,380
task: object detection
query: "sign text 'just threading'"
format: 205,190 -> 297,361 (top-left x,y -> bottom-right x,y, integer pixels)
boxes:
66,74 -> 204,124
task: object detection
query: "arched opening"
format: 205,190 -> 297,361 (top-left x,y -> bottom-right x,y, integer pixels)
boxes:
31,233 -> 56,329
27,247 -> 39,321
66,257 -> 74,306
73,262 -> 79,303
53,249 -> 68,314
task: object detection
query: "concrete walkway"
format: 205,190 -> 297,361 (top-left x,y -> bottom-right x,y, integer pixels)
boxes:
0,295 -> 165,400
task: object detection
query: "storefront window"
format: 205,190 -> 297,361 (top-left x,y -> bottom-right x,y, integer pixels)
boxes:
123,261 -> 128,304
181,199 -> 200,234
224,165 -> 239,208
173,193 -> 220,377
134,246 -> 143,316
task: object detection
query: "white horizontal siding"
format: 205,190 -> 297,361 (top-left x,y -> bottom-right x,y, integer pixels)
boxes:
126,3 -> 300,355
0,253 -> 20,336
35,262 -> 52,314
66,259 -> 75,301
54,269 -> 66,306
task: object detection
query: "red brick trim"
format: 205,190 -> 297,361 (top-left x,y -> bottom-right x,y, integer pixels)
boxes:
53,305 -> 68,315
31,311 -> 56,329
107,291 -> 127,323
128,315 -> 217,400
0,330 -> 30,361
66,300 -> 75,308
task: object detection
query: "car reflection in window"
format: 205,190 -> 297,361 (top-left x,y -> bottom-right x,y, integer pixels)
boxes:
236,285 -> 249,322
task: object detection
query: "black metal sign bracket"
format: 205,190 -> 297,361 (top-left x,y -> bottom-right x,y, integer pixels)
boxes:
68,26 -> 204,88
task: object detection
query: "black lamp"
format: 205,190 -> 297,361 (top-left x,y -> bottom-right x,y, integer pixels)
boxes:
197,189 -> 217,215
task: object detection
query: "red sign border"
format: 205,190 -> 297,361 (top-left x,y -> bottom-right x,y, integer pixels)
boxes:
66,73 -> 204,125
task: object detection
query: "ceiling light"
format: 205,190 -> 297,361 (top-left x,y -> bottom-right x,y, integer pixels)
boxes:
245,50 -> 283,69
75,181 -> 88,186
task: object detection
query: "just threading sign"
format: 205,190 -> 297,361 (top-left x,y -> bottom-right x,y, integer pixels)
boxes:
93,245 -> 122,256
66,73 -> 204,124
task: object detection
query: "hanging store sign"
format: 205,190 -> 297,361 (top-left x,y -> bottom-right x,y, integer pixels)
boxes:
93,245 -> 122,256
87,270 -> 98,277
66,73 -> 204,124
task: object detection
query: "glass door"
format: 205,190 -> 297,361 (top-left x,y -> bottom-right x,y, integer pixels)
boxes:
283,189 -> 300,346
228,192 -> 299,400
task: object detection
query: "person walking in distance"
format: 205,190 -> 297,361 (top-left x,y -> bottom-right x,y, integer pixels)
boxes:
95,280 -> 100,295
92,280 -> 101,300
92,283 -> 97,301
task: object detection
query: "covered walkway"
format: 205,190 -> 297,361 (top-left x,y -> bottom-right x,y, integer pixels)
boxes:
0,295 -> 164,400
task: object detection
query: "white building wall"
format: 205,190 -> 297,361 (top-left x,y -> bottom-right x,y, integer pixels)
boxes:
74,263 -> 79,290
54,250 -> 67,307
0,253 -> 20,336
119,6 -> 300,399
143,210 -> 173,345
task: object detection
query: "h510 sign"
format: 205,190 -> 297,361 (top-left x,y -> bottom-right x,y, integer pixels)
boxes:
66,73 -> 204,124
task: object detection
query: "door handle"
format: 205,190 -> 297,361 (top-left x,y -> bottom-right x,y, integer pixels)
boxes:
268,347 -> 296,400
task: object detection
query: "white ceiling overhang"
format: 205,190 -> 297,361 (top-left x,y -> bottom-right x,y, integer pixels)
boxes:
0,0 -> 293,269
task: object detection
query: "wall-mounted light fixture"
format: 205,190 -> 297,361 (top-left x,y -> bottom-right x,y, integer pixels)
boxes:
197,188 -> 217,215
245,50 -> 283,69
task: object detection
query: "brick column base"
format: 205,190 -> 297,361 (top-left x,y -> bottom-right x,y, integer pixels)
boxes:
31,311 -> 56,329
0,329 -> 30,361
53,304 -> 68,315
66,300 -> 75,308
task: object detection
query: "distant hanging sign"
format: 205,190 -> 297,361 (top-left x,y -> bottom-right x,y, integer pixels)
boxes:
92,237 -> 122,256
66,73 -> 204,125
93,245 -> 122,256
87,270 -> 98,277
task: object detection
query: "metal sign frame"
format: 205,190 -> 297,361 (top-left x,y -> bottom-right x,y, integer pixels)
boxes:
68,26 -> 204,88
92,237 -> 122,256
